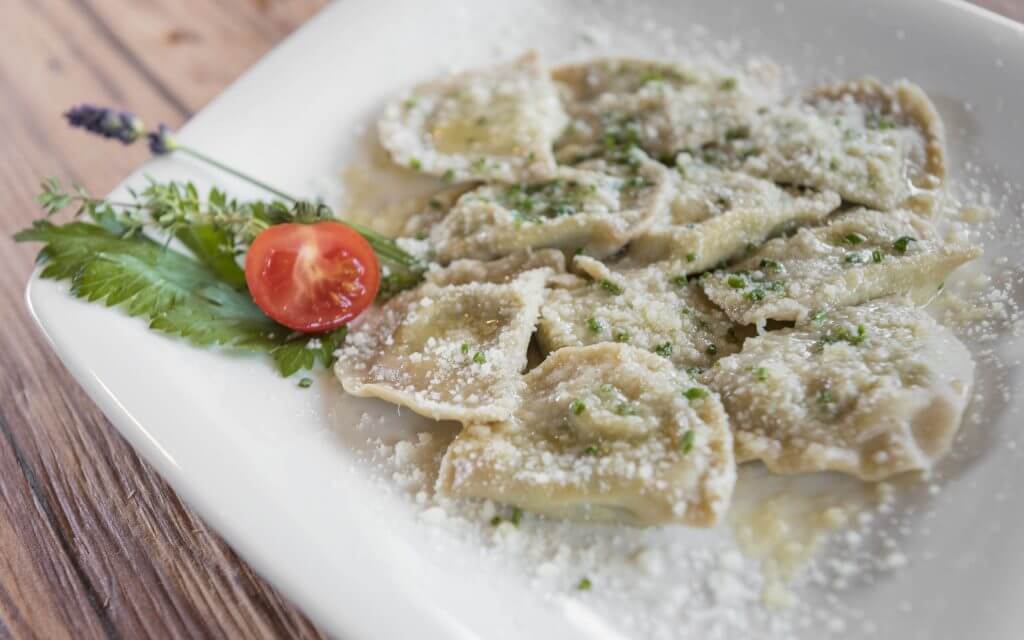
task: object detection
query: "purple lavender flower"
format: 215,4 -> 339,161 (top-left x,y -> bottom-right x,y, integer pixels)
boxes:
147,124 -> 178,155
64,104 -> 145,144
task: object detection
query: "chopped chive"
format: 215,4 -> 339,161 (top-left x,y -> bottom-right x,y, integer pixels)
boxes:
298,377 -> 313,388
719,77 -> 737,91
706,344 -> 718,356
614,402 -> 638,416
680,429 -> 695,454
744,288 -> 766,302
871,249 -> 883,263
583,444 -> 599,455
816,389 -> 834,404
685,251 -> 697,263
759,259 -> 784,273
671,274 -> 688,287
893,236 -> 916,254
460,342 -> 470,354
490,515 -> 502,526
570,399 -> 586,415
409,158 -> 422,171
597,383 -> 615,397
727,275 -> 747,289
686,366 -> 705,378
442,169 -> 456,184
586,317 -> 605,333
510,507 -> 523,526
843,232 -> 867,245
577,577 -> 592,591
655,342 -> 674,357
754,367 -> 769,382
599,279 -> 624,295
613,328 -> 631,343
684,387 -> 709,401
473,351 -> 487,364
845,251 -> 867,264
810,311 -> 827,323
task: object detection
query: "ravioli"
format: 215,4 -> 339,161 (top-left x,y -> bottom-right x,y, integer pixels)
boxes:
704,301 -> 974,480
538,256 -> 741,371
378,52 -> 568,183
425,249 -> 566,286
626,153 -> 840,273
552,58 -> 780,162
334,270 -> 548,422
437,343 -> 736,526
731,79 -> 946,210
701,208 -> 981,326
430,149 -> 672,262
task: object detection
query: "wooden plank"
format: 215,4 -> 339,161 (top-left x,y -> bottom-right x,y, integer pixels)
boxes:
0,0 -> 326,637
72,0 -> 325,114
971,0 -> 1024,21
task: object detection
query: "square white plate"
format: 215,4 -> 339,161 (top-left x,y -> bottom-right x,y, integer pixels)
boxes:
26,1 -> 1024,638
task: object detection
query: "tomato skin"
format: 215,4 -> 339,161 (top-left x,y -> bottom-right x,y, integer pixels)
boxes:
245,222 -> 380,333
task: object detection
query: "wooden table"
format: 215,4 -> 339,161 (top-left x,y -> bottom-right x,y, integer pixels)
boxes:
0,1 -> 1018,638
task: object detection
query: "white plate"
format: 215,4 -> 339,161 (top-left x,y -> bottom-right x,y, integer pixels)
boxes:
26,1 -> 1024,638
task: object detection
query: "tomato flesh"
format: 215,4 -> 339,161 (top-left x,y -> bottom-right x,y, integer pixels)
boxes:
245,222 -> 380,333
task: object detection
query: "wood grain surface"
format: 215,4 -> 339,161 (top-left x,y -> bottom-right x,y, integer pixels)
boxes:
0,1 -> 1019,639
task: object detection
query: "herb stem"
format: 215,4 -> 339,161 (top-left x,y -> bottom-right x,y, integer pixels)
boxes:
176,145 -> 422,272
177,145 -> 300,203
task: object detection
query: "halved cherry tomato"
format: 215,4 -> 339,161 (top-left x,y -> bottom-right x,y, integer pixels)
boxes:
245,222 -> 380,333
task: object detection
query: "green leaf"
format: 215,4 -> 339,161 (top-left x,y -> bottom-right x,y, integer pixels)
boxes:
15,220 -> 340,376
269,326 -> 348,377
174,223 -> 247,289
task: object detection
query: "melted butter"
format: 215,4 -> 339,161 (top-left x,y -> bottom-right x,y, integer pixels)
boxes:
339,137 -> 442,236
729,466 -> 878,608
431,94 -> 525,155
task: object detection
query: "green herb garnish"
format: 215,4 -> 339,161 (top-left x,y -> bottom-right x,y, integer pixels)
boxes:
655,342 -> 674,357
684,387 -> 709,401
893,236 -> 916,254
726,275 -> 747,289
586,317 -> 605,333
15,209 -> 347,377
599,279 -> 624,295
680,429 -> 695,454
570,399 -> 587,415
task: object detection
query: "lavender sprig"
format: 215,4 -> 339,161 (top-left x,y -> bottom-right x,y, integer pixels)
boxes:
65,105 -> 145,144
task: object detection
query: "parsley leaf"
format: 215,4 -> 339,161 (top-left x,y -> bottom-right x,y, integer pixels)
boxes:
15,219 -> 342,377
